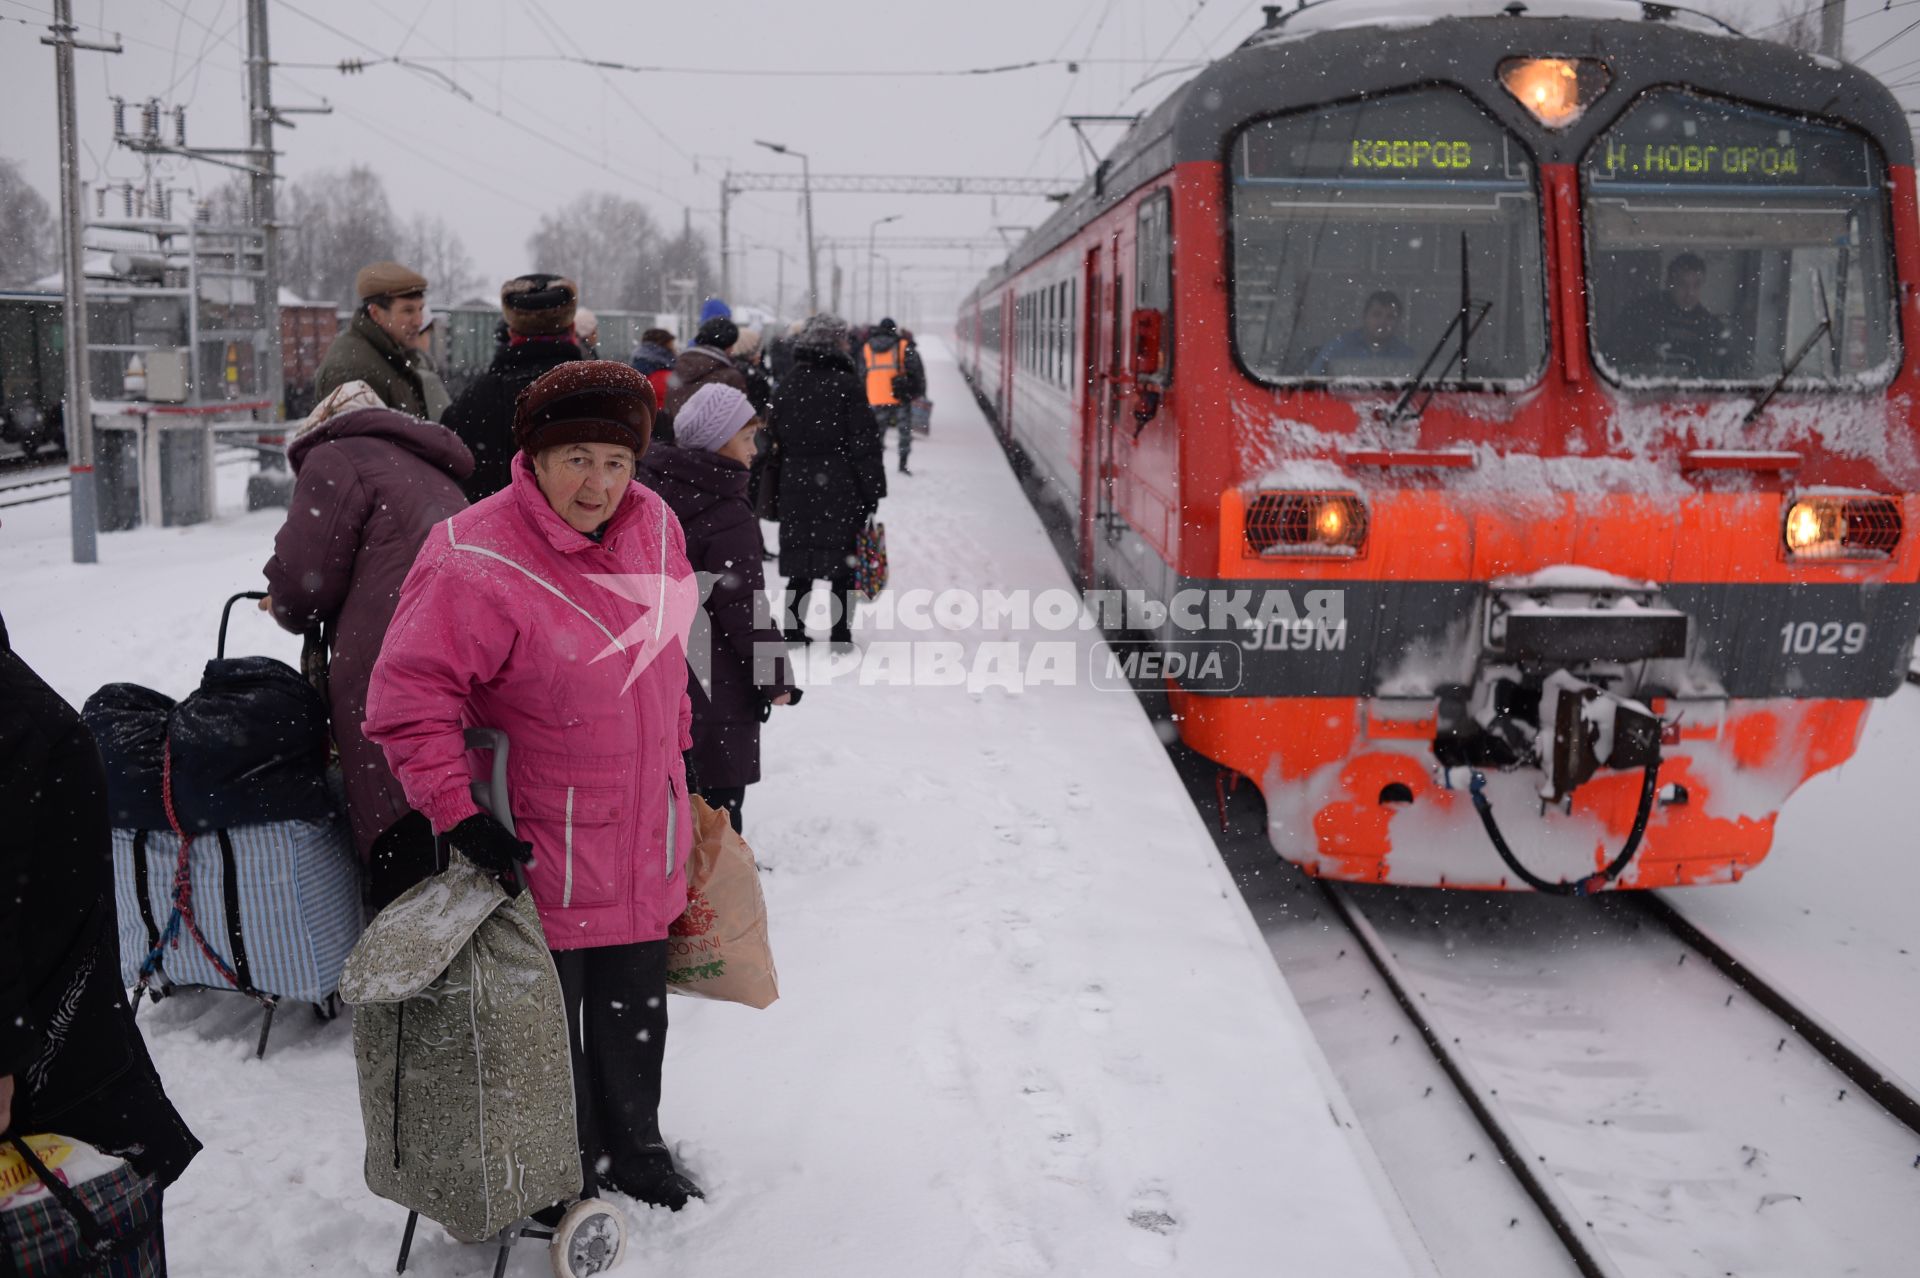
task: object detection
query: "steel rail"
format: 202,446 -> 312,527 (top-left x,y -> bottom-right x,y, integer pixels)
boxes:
1318,882 -> 1627,1278
1636,892 -> 1920,1137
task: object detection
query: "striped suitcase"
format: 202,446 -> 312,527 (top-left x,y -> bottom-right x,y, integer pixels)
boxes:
111,817 -> 362,1011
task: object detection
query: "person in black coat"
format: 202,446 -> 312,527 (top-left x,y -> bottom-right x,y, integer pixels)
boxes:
637,383 -> 800,832
768,313 -> 886,646
443,273 -> 585,499
0,612 -> 201,1257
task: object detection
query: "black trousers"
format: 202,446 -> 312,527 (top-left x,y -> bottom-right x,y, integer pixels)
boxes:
366,811 -> 438,912
786,571 -> 854,639
697,786 -> 746,833
550,940 -> 672,1199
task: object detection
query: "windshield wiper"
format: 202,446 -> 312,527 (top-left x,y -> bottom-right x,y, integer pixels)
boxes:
1744,270 -> 1836,426
1386,233 -> 1494,427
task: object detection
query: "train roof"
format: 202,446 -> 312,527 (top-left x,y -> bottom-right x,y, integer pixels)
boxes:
970,3 -> 1911,300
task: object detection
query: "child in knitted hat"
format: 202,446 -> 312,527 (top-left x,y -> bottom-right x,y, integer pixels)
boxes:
636,381 -> 798,833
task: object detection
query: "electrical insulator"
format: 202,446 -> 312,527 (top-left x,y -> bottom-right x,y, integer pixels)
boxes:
174,107 -> 186,146
121,183 -> 134,217
142,98 -> 160,140
112,97 -> 126,137
94,187 -> 106,218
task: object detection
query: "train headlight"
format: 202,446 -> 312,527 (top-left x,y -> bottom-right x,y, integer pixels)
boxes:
1782,495 -> 1902,560
1499,57 -> 1609,129
1245,492 -> 1368,558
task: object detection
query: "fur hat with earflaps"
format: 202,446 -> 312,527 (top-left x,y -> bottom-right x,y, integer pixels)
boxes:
500,273 -> 579,338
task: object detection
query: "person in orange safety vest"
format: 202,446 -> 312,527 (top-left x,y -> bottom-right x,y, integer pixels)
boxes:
861,317 -> 926,475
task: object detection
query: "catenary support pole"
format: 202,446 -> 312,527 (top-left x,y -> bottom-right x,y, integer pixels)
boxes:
43,0 -> 119,564
1821,0 -> 1844,58
247,0 -> 284,424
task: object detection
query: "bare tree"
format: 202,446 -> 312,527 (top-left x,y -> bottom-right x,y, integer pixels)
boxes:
526,192 -> 663,311
399,213 -> 481,305
278,165 -> 400,308
0,156 -> 57,288
1765,0 -> 1822,54
652,224 -> 718,309
1702,0 -> 1823,52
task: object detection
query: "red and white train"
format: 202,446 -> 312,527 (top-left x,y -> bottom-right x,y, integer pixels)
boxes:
958,0 -> 1920,891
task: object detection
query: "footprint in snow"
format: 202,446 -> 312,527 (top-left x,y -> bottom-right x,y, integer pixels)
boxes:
1125,1184 -> 1181,1269
1075,984 -> 1113,1035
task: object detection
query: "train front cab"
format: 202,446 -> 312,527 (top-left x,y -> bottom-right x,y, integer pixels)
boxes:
1127,19 -> 1920,890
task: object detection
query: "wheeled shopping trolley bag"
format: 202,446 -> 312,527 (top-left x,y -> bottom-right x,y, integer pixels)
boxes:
82,591 -> 359,1056
340,729 -> 625,1277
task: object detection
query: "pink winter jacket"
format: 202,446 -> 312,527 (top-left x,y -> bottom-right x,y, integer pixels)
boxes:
364,454 -> 696,950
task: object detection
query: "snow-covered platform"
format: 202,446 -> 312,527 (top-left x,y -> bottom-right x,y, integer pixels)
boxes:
4,341 -> 1424,1275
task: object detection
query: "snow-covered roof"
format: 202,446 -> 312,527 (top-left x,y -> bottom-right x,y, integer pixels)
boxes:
1252,0 -> 1734,41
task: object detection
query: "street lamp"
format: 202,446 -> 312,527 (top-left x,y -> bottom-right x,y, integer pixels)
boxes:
873,252 -> 894,318
755,139 -> 818,314
866,213 -> 902,321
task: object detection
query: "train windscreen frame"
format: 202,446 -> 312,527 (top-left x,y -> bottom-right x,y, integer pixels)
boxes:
1229,86 -> 1548,389
1582,89 -> 1899,390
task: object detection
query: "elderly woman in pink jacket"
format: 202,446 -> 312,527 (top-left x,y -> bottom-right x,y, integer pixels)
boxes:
364,360 -> 704,1213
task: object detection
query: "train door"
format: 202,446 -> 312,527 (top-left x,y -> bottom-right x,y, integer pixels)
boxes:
1075,232 -> 1129,588
1006,289 -> 1021,437
1077,249 -> 1103,586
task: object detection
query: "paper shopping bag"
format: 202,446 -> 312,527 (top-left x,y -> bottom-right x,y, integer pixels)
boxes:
667,796 -> 779,1008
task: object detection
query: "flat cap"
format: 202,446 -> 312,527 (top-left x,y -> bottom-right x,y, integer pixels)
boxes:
355,261 -> 428,302
514,359 -> 656,457
501,273 -> 579,337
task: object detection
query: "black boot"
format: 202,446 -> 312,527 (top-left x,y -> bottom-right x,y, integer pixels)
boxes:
609,1146 -> 705,1212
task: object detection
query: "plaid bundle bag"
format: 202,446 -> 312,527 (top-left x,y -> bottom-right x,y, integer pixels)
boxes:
854,520 -> 888,600
1,1136 -> 165,1277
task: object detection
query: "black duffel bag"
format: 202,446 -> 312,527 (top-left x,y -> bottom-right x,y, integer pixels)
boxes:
83,592 -> 334,832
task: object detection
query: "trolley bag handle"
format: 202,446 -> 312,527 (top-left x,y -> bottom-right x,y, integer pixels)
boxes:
434,728 -> 531,890
217,590 -> 269,659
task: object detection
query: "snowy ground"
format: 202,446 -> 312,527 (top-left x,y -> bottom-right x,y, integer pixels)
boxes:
4,343 -> 1424,1276
1667,688 -> 1920,1095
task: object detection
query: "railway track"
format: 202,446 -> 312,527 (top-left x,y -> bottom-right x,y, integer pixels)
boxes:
0,449 -> 263,511
1318,881 -> 1920,1278
980,357 -> 1920,1275
0,466 -> 72,509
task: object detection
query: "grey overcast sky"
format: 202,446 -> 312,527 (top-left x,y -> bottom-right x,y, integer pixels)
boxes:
4,0 -> 1919,320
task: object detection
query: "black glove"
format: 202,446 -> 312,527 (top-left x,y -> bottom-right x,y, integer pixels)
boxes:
448,812 -> 534,876
681,750 -> 701,796
756,686 -> 803,723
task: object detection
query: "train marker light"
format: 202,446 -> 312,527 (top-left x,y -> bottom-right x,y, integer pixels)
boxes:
1244,492 -> 1369,558
1782,495 -> 1902,560
1499,58 -> 1609,129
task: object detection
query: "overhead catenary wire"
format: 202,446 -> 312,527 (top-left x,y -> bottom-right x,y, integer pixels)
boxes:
270,0 -> 696,212
270,51 -> 1171,78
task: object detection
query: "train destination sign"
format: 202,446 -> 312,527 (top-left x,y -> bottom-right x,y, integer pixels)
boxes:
1588,90 -> 1875,188
1239,87 -> 1528,183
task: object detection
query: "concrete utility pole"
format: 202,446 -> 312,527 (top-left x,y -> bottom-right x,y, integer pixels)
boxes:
865,214 -> 902,322
718,174 -> 731,301
43,0 -> 120,564
753,140 -> 818,314
246,0 -> 283,422
1820,0 -> 1844,59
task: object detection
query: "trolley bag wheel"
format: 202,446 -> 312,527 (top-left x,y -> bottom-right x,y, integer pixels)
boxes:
549,1198 -> 625,1278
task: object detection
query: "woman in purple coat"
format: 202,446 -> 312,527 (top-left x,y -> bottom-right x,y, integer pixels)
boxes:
638,383 -> 800,833
261,380 -> 473,908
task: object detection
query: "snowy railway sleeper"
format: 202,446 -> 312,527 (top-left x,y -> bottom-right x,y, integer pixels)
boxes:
958,0 -> 1920,890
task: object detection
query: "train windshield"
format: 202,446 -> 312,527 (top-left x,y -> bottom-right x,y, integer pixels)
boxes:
1584,91 -> 1897,388
1230,88 -> 1546,387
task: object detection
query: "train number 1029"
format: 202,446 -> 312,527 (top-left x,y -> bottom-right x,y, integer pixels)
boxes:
1779,621 -> 1867,656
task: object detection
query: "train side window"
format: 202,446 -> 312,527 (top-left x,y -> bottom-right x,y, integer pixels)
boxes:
1136,191 -> 1173,380
1228,87 -> 1546,388
1582,89 -> 1897,389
